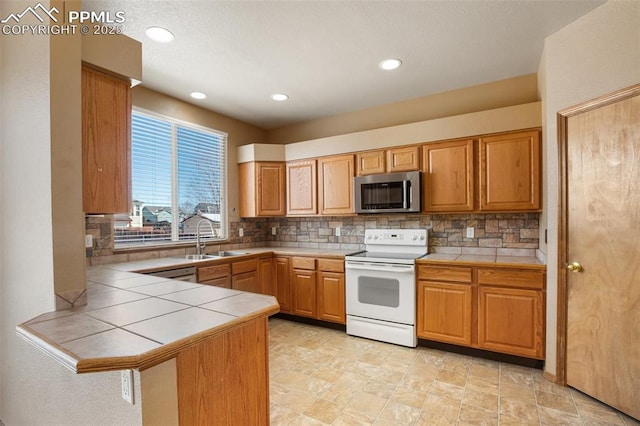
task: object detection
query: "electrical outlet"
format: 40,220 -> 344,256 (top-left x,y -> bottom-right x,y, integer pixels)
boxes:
335,227 -> 341,237
271,227 -> 276,235
466,227 -> 474,239
84,234 -> 93,248
239,228 -> 244,237
121,369 -> 134,404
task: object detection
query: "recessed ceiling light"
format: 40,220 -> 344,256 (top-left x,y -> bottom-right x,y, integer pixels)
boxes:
190,92 -> 207,100
271,93 -> 289,101
379,59 -> 402,70
145,26 -> 175,43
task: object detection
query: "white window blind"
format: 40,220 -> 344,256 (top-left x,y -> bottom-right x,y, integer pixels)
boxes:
114,110 -> 227,247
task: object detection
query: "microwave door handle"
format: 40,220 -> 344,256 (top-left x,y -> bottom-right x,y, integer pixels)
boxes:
403,180 -> 408,209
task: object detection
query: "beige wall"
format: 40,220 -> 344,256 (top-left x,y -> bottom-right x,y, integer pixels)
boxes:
267,73 -> 539,144
132,86 -> 266,222
0,1 -> 145,423
538,0 -> 640,378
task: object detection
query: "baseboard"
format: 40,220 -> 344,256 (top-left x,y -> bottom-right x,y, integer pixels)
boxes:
543,370 -> 558,383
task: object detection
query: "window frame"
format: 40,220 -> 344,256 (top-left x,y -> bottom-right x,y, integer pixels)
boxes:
114,107 -> 229,248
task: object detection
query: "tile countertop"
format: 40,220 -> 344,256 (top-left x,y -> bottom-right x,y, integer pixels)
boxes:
16,246 -> 543,374
418,253 -> 546,268
16,262 -> 280,374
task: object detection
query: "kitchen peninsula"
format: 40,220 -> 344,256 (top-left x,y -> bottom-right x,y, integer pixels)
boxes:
17,259 -> 280,425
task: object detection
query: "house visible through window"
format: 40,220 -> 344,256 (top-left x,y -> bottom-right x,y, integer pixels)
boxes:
114,109 -> 227,247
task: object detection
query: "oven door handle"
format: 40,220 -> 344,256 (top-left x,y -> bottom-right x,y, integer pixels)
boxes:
346,263 -> 415,274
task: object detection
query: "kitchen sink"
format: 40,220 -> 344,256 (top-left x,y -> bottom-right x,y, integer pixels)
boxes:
176,254 -> 221,260
217,251 -> 249,257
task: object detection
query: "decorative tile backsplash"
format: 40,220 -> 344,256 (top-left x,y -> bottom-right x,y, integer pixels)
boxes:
86,212 -> 539,264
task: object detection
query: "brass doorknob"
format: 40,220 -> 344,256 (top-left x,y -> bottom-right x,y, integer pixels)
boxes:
567,262 -> 583,273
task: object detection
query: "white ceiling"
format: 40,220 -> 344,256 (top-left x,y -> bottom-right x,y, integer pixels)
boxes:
91,1 -> 605,129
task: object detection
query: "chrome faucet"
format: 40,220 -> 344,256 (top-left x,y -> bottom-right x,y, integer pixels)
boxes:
196,219 -> 215,256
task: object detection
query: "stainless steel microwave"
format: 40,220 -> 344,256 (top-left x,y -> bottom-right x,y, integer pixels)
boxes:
354,171 -> 421,213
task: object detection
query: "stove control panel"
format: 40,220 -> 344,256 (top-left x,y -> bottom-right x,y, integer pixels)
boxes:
364,229 -> 427,246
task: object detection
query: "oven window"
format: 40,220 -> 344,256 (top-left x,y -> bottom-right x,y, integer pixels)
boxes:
357,276 -> 400,307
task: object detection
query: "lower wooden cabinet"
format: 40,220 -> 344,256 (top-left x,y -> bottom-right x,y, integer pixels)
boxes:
232,271 -> 259,293
291,267 -> 317,318
417,281 -> 472,346
272,257 -> 291,313
317,271 -> 346,324
417,262 -> 545,359
478,286 -> 544,358
289,256 -> 346,324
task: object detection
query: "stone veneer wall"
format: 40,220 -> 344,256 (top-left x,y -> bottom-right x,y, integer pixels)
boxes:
86,212 -> 539,264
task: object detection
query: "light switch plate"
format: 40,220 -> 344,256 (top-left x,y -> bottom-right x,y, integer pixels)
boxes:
335,227 -> 341,237
239,228 -> 244,237
84,234 -> 93,248
121,369 -> 134,404
466,227 -> 474,239
271,227 -> 276,235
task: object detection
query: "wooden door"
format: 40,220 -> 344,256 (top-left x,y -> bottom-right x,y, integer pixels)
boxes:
422,139 -> 474,212
287,160 -> 317,215
317,271 -> 346,324
318,154 -> 354,215
82,66 -> 131,214
479,130 -> 541,211
561,87 -> 640,419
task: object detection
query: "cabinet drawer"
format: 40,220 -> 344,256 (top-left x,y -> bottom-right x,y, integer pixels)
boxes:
198,263 -> 231,282
477,268 -> 545,290
231,258 -> 257,275
291,257 -> 316,270
418,265 -> 472,283
317,258 -> 344,273
201,276 -> 231,289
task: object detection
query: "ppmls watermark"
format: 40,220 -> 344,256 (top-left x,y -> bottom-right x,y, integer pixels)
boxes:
1,2 -> 125,36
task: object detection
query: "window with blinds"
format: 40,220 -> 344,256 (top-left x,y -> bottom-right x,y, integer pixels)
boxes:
114,109 -> 227,247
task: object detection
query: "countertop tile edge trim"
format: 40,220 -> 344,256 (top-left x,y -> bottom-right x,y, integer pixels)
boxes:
16,302 -> 279,374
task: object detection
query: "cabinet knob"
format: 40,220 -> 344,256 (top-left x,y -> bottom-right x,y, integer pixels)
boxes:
567,262 -> 583,273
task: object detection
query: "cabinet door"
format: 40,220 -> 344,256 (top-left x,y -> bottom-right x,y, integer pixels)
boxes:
317,271 -> 345,324
82,66 -> 131,214
478,286 -> 544,359
232,271 -> 259,293
201,277 -> 231,289
239,162 -> 286,217
287,160 -> 317,215
422,139 -> 474,212
272,257 -> 291,313
388,146 -> 420,172
417,281 -> 472,345
258,257 -> 272,295
479,130 -> 541,211
318,154 -> 354,215
356,150 -> 385,176
256,162 -> 286,216
291,269 -> 317,318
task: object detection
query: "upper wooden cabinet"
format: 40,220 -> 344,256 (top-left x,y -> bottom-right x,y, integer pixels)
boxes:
479,130 -> 541,211
356,146 -> 421,176
356,151 -> 386,176
239,161 -> 286,217
286,159 -> 317,215
387,146 -> 421,172
318,154 -> 354,215
82,66 -> 131,214
422,139 -> 474,212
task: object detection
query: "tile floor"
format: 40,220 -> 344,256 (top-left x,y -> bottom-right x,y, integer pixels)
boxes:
268,318 -> 639,425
